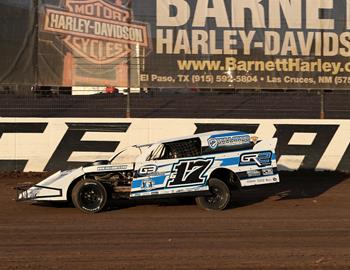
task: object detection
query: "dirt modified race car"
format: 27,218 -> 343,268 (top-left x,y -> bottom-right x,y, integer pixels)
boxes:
17,131 -> 280,213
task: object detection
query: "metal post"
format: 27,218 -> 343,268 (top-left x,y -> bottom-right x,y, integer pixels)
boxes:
34,0 -> 39,86
126,88 -> 131,118
320,90 -> 325,119
126,0 -> 132,118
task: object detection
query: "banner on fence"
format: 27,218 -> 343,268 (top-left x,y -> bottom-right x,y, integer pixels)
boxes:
3,0 -> 350,89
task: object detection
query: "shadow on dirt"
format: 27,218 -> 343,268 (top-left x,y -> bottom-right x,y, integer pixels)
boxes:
108,171 -> 350,211
107,197 -> 196,211
228,171 -> 349,209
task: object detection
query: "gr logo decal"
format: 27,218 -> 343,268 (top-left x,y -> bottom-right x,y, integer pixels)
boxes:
240,151 -> 273,167
168,158 -> 214,187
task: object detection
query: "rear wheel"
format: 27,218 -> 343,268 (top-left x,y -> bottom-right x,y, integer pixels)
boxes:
195,178 -> 231,211
72,179 -> 108,213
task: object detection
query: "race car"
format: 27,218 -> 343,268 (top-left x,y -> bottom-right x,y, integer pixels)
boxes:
17,131 -> 280,213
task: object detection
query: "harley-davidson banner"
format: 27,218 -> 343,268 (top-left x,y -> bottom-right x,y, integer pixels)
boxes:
4,0 -> 350,89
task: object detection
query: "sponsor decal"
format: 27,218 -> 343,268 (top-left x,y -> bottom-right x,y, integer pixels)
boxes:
246,169 -> 262,178
208,134 -> 250,149
138,165 -> 158,175
131,185 -> 209,197
262,168 -> 274,176
42,0 -> 151,64
207,138 -> 218,149
141,179 -> 154,191
240,151 -> 273,167
245,176 -> 277,185
97,165 -> 128,171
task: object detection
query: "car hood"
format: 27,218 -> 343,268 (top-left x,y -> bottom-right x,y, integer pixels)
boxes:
17,167 -> 84,201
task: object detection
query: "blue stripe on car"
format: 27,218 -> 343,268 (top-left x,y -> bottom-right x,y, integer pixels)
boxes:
218,157 -> 240,166
210,132 -> 247,138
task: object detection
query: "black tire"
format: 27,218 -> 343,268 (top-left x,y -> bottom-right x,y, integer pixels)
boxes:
71,179 -> 108,213
195,178 -> 231,211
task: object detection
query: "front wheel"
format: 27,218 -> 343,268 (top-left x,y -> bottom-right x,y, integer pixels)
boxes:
195,178 -> 231,211
71,179 -> 108,213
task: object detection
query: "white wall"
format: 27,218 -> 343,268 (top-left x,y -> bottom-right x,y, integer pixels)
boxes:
0,118 -> 349,172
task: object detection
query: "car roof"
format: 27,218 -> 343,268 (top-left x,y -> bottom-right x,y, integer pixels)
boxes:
154,130 -> 249,144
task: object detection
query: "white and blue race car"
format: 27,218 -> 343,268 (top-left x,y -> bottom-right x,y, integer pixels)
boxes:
17,131 -> 279,213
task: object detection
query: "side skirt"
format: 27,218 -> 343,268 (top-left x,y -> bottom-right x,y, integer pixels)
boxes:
130,190 -> 212,201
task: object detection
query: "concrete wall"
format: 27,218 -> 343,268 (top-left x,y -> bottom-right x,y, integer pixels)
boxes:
0,118 -> 349,172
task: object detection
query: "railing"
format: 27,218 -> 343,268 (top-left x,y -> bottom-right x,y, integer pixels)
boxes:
0,86 -> 350,119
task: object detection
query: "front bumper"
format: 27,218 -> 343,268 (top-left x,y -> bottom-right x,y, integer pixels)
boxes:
16,183 -> 63,201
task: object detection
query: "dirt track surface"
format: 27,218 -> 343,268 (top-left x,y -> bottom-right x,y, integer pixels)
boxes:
1,172 -> 350,270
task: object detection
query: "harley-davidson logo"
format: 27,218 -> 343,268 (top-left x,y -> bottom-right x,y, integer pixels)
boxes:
42,0 -> 150,64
